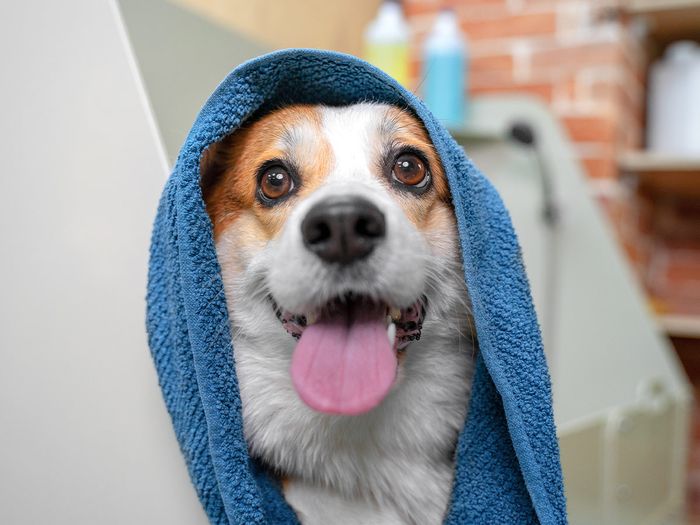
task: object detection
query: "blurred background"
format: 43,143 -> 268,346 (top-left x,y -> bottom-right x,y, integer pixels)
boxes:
1,0 -> 699,523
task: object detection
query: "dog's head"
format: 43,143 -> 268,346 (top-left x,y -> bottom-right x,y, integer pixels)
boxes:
202,103 -> 470,421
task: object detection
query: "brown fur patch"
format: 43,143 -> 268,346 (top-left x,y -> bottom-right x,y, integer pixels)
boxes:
380,107 -> 450,229
201,105 -> 332,241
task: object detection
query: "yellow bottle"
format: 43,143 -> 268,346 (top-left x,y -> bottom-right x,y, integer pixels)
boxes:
363,0 -> 410,87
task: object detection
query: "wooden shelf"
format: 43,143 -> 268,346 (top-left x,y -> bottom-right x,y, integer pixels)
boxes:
618,151 -> 700,196
625,0 -> 700,41
619,151 -> 700,172
628,0 -> 700,13
658,314 -> 700,339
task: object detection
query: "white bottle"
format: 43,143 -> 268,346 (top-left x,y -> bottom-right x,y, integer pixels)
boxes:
647,41 -> 700,156
364,0 -> 410,87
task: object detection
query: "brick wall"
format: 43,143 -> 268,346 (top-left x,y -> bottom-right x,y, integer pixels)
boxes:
642,191 -> 700,315
404,0 -> 646,180
404,0 -> 700,318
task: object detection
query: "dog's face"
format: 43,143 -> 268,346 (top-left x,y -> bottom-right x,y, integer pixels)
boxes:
202,104 -> 472,490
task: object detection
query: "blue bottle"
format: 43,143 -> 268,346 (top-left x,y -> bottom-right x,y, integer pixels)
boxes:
422,9 -> 468,130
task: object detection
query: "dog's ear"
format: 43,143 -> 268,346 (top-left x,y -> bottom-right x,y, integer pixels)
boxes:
199,141 -> 227,204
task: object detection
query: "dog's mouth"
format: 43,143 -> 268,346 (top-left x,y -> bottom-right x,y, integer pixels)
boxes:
270,293 -> 426,416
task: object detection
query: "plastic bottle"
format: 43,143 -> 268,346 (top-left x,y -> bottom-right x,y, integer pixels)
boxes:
364,0 -> 410,87
422,9 -> 468,130
647,41 -> 700,156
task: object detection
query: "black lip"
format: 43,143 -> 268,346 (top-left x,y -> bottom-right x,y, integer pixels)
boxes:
268,292 -> 428,352
268,291 -> 365,320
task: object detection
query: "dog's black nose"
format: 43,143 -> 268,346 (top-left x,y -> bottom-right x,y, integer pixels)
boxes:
301,196 -> 386,264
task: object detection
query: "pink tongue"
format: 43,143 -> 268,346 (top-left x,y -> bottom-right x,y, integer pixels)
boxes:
290,302 -> 397,415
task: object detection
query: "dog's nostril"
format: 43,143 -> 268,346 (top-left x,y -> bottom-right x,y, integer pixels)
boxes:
306,222 -> 332,245
355,216 -> 384,239
302,196 -> 386,264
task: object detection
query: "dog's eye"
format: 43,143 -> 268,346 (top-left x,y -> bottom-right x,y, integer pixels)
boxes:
392,154 -> 429,187
260,166 -> 293,200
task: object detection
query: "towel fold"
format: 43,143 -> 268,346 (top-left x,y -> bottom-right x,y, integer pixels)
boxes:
146,49 -> 567,524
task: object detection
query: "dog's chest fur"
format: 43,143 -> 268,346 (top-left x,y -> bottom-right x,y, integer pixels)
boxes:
228,280 -> 473,524
281,443 -> 455,525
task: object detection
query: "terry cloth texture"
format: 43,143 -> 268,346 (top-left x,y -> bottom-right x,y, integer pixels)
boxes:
146,49 -> 567,524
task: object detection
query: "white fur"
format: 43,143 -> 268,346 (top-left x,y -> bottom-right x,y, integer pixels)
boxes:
215,103 -> 474,524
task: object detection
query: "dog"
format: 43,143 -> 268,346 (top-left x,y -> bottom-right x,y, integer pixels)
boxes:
201,102 -> 475,525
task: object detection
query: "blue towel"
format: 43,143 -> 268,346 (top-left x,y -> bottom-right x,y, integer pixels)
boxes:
147,49 -> 567,524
